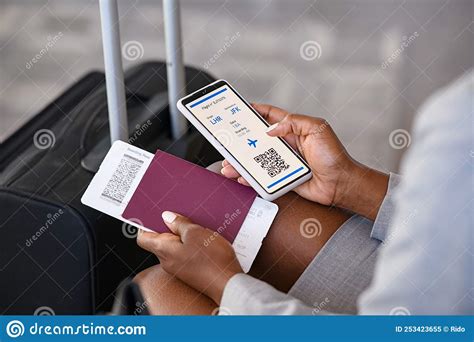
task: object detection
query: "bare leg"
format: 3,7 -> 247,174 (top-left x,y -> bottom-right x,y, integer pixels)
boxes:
133,264 -> 217,315
248,192 -> 351,292
134,192 -> 351,315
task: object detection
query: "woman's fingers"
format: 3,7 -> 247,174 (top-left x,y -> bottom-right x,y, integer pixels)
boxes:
251,103 -> 299,150
221,164 -> 241,178
161,211 -> 204,244
136,230 -> 180,257
237,177 -> 250,186
221,162 -> 251,186
251,103 -> 289,124
266,114 -> 328,138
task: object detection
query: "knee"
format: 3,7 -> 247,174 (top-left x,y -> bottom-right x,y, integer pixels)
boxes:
133,264 -> 217,315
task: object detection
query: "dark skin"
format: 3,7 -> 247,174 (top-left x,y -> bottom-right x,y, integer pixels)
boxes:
135,104 -> 389,313
135,192 -> 350,315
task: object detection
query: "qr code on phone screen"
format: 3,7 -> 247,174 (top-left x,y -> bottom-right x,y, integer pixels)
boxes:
101,154 -> 143,203
254,148 -> 290,178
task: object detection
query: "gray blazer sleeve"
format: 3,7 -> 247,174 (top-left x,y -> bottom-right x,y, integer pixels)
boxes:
358,72 -> 473,315
220,273 -> 315,315
220,174 -> 401,315
221,71 -> 473,315
370,173 -> 402,242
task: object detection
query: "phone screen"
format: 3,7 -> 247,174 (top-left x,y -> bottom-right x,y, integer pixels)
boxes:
184,83 -> 310,193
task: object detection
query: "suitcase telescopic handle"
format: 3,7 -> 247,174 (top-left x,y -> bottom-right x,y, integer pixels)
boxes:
99,0 -> 187,144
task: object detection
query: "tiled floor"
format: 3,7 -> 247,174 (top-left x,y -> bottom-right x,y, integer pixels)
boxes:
1,0 -> 472,171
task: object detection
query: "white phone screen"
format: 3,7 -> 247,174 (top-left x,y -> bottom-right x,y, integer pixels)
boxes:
185,85 -> 310,193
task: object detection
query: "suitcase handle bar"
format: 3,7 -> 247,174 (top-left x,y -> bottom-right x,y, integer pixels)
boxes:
99,0 -> 187,143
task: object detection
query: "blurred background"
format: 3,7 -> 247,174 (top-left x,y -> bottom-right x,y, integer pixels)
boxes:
1,0 -> 473,172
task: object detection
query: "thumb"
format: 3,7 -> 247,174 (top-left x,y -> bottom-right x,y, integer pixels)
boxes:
266,114 -> 328,138
161,211 -> 196,239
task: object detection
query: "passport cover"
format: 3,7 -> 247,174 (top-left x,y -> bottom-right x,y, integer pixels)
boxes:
122,150 -> 257,242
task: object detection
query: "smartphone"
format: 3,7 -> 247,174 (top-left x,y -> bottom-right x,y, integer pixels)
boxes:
177,80 -> 312,201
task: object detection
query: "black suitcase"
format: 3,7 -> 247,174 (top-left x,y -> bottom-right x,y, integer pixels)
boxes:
0,61 -> 221,314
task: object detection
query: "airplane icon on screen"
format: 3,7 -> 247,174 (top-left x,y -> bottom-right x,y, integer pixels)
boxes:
247,139 -> 258,148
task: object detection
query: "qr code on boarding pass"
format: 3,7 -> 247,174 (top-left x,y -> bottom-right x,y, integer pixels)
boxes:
253,148 -> 290,178
101,154 -> 143,203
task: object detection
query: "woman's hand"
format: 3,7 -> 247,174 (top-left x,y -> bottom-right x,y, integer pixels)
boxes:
221,104 -> 389,220
222,103 -> 354,207
136,211 -> 243,305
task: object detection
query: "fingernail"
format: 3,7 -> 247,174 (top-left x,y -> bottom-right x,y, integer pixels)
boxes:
265,123 -> 279,133
221,165 -> 231,175
162,211 -> 177,223
221,160 -> 226,167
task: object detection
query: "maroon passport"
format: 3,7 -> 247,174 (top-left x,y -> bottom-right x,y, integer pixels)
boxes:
122,150 -> 257,242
